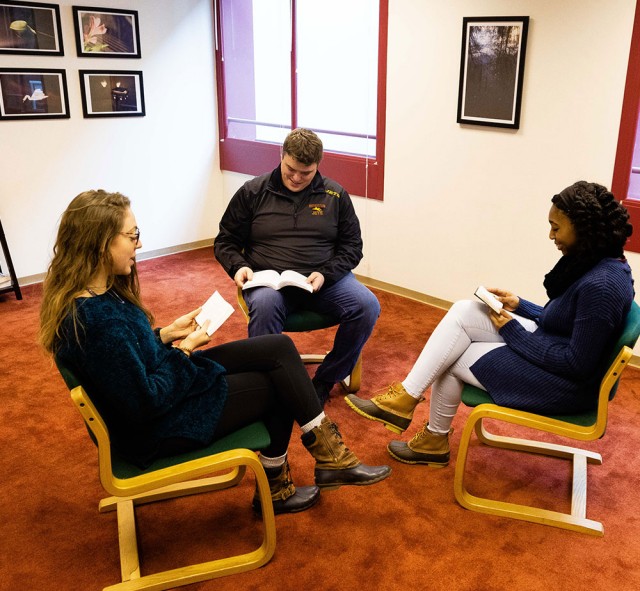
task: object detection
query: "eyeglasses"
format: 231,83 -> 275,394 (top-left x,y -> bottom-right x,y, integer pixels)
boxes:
120,227 -> 141,243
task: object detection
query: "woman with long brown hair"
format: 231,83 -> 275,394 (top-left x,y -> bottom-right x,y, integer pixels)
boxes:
41,189 -> 390,514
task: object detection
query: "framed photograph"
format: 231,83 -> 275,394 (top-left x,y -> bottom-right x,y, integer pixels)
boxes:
0,68 -> 69,120
72,6 -> 140,57
0,1 -> 63,55
79,70 -> 145,118
457,16 -> 529,129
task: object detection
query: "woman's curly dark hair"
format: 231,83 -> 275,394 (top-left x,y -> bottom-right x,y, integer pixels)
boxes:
552,181 -> 633,260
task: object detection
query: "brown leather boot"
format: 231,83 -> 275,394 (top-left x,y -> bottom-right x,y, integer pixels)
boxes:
344,382 -> 423,434
252,460 -> 320,514
301,417 -> 391,489
387,423 -> 451,466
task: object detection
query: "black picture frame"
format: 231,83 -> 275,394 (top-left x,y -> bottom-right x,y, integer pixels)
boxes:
72,5 -> 140,58
79,69 -> 145,118
0,67 -> 69,120
457,16 -> 529,129
0,1 -> 63,55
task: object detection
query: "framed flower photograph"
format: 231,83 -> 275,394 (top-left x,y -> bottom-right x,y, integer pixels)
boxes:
0,1 -> 64,55
79,70 -> 145,118
72,6 -> 140,58
457,16 -> 529,129
0,68 -> 69,120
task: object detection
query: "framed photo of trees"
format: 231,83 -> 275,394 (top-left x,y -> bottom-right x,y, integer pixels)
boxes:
457,16 -> 529,129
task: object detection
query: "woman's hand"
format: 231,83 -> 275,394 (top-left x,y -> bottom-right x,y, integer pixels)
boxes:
179,320 -> 211,351
159,308 -> 202,344
487,287 -> 519,311
489,308 -> 513,330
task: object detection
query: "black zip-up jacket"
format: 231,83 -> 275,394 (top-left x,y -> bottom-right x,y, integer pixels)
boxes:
214,165 -> 364,286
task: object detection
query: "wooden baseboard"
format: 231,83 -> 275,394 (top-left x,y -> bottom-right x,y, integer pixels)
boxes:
15,254 -> 640,369
16,239 -> 215,287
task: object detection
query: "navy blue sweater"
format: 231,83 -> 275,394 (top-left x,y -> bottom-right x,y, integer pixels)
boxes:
56,293 -> 228,467
471,258 -> 634,413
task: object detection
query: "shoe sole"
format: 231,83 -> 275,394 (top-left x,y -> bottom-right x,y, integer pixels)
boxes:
343,396 -> 406,435
387,446 -> 449,467
316,468 -> 392,491
253,492 -> 321,515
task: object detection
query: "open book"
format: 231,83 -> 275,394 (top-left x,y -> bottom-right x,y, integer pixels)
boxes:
195,291 -> 235,336
242,269 -> 313,293
474,285 -> 503,314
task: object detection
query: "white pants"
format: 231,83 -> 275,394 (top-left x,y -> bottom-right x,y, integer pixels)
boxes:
402,300 -> 538,434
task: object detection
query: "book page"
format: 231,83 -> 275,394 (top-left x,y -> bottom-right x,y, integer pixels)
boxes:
242,269 -> 281,290
242,269 -> 313,292
280,270 -> 313,292
195,291 -> 235,335
474,285 -> 503,314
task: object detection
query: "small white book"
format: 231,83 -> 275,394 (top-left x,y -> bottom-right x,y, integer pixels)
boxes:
474,285 -> 503,314
195,291 -> 235,336
242,269 -> 313,293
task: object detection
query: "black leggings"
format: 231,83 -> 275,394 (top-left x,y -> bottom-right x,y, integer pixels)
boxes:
200,334 -> 322,457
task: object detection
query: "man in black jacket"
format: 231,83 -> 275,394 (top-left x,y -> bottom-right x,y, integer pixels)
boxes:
214,128 -> 380,405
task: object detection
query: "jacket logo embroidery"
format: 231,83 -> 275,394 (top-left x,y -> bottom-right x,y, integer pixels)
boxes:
325,189 -> 340,198
310,204 -> 325,216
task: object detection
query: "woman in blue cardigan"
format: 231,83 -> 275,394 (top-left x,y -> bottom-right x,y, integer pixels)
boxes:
346,181 -> 634,466
40,190 -> 390,514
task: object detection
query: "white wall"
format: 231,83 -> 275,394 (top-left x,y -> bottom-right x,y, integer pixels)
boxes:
3,0 -> 640,352
354,0 -> 639,308
0,0 -> 221,278
221,0 -> 640,355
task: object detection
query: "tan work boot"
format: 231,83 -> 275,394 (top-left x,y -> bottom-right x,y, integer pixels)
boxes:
252,460 -> 320,515
387,423 -> 451,466
301,417 -> 391,490
344,382 -> 423,434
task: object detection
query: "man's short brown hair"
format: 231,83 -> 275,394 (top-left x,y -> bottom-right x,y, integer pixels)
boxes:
282,128 -> 323,165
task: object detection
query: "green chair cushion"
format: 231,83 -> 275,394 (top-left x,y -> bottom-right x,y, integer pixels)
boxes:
112,421 -> 271,479
461,384 -> 597,427
283,310 -> 338,332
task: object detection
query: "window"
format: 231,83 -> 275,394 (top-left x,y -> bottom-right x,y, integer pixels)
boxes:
612,1 -> 640,252
214,0 -> 388,200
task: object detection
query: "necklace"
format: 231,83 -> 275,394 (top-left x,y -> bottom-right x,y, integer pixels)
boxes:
86,287 -> 124,303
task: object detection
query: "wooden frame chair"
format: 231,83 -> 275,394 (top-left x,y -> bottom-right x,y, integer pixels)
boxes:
454,302 -> 640,536
454,301 -> 640,536
237,288 -> 361,392
57,361 -> 276,591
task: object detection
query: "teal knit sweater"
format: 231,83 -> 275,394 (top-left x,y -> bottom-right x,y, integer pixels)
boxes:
56,293 -> 228,467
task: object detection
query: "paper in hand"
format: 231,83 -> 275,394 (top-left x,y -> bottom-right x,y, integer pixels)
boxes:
474,285 -> 504,315
195,291 -> 235,336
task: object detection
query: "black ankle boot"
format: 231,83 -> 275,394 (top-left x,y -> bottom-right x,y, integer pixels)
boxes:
253,461 -> 320,515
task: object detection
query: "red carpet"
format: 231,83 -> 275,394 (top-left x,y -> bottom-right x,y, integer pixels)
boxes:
1,247 -> 639,591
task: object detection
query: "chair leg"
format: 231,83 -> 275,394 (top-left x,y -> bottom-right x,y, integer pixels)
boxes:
454,407 -> 604,536
101,456 -> 276,591
116,500 -> 141,582
340,353 -> 362,393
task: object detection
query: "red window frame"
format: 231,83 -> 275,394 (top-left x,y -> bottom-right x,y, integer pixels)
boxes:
612,1 -> 640,252
214,0 -> 388,201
